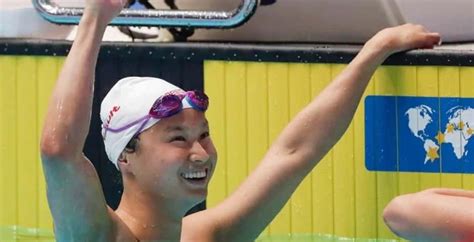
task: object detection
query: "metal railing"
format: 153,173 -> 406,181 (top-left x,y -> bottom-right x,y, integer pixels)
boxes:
32,0 -> 258,28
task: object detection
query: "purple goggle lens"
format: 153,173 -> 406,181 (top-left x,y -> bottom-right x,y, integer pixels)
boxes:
149,90 -> 208,118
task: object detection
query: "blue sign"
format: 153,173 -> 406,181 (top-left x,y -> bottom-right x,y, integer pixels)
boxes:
365,96 -> 474,174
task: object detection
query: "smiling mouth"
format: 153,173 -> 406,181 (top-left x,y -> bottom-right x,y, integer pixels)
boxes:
180,168 -> 209,182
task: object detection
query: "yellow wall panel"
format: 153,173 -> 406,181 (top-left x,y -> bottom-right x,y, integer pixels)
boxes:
0,56 -> 18,228
205,61 -> 228,207
0,55 -> 63,238
224,62 -> 248,195
16,57 -> 39,229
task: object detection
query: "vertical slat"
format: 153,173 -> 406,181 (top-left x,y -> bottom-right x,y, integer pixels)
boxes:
267,62 -> 291,235
417,66 -> 441,190
354,75 -> 377,238
16,57 -> 38,230
396,67 -> 420,196
37,56 -> 62,230
288,63 -> 312,234
0,56 -> 18,229
310,64 -> 334,235
331,64 -> 356,237
245,62 -> 270,237
224,61 -> 248,195
374,66 -> 399,239
204,61 -> 228,207
438,67 -> 463,188
460,67 -> 474,190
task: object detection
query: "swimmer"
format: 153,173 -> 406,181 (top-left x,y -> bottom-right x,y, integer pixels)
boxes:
39,0 -> 441,241
383,188 -> 474,242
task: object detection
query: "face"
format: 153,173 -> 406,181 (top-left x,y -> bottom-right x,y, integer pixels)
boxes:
122,109 -> 217,207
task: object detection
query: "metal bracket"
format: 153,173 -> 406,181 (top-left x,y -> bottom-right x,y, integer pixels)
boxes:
32,0 -> 258,28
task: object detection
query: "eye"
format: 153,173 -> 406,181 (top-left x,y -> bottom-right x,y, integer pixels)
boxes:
200,131 -> 210,140
170,136 -> 186,142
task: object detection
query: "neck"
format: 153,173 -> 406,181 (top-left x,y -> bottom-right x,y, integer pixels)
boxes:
116,187 -> 188,241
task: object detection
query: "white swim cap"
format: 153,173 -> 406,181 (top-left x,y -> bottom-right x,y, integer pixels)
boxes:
100,77 -> 186,169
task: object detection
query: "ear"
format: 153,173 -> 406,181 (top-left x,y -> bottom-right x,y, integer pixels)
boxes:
117,151 -> 131,172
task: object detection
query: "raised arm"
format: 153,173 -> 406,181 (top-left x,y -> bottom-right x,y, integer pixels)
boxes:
39,1 -> 123,240
383,188 -> 474,241
206,24 -> 441,241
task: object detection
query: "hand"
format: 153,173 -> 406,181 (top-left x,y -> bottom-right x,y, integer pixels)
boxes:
367,24 -> 441,56
84,0 -> 126,25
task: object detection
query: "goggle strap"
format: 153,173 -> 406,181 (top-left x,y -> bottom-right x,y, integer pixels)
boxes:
103,114 -> 151,133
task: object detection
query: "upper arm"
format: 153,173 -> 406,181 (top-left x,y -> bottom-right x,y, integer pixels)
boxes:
41,154 -> 115,241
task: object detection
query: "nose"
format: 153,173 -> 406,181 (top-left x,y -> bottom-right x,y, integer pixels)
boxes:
189,141 -> 210,164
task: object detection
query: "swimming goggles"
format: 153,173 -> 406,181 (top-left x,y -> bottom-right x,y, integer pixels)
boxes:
103,90 -> 209,138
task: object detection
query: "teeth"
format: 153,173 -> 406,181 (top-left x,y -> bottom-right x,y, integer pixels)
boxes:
181,170 -> 207,179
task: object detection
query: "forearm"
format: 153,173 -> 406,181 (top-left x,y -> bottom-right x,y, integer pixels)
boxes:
384,190 -> 474,241
270,41 -> 390,170
41,12 -> 108,158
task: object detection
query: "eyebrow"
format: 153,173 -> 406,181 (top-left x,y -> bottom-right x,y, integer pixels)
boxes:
164,120 -> 209,132
165,125 -> 184,132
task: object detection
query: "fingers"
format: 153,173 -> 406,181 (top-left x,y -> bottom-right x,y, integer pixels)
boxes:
418,32 -> 442,50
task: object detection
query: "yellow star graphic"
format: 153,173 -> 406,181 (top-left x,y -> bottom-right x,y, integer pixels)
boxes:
427,146 -> 439,162
446,123 -> 455,133
459,121 -> 465,130
468,128 -> 474,135
435,131 -> 445,144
